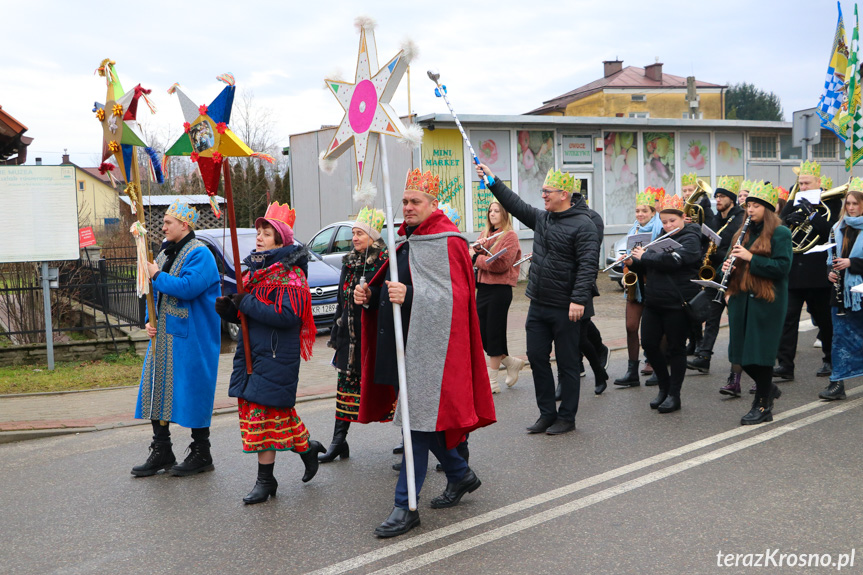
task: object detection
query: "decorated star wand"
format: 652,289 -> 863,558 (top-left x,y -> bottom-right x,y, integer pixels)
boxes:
427,69 -> 494,189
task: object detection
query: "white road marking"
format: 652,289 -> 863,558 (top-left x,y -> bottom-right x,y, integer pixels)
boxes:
306,389 -> 862,575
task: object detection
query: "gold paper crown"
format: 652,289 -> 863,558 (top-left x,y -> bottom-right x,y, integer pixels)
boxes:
794,160 -> 821,177
635,186 -> 665,208
263,201 -> 296,228
405,168 -> 441,198
740,179 -> 754,192
747,181 -> 778,209
543,169 -> 578,194
165,200 -> 199,227
659,194 -> 685,213
681,172 -> 698,186
849,177 -> 863,193
716,176 -> 740,195
355,206 -> 385,233
822,176 -> 833,189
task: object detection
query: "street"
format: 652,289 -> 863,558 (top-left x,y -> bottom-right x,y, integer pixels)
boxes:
2,329 -> 861,575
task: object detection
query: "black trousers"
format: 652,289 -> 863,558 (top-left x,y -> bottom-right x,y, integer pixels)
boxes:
476,283 -> 513,356
742,364 -> 773,401
696,289 -> 725,357
578,318 -> 605,376
777,287 -> 833,368
641,306 -> 689,397
526,302 -> 581,422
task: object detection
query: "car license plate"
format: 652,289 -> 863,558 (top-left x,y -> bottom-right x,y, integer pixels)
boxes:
312,303 -> 337,316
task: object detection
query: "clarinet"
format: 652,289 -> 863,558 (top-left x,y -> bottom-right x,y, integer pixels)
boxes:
712,216 -> 752,303
831,227 -> 847,316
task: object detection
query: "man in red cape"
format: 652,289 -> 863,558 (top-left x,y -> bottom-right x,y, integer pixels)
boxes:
354,168 -> 496,538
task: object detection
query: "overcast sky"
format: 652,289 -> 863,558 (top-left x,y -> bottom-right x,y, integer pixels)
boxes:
1,0 -> 841,167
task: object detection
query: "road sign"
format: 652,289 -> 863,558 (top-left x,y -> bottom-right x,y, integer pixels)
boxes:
792,108 -> 821,148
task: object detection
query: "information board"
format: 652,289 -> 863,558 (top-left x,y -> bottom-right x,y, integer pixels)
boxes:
0,166 -> 80,263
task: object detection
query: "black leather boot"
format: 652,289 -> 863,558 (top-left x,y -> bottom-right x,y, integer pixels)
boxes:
374,506 -> 420,538
300,440 -> 326,482
645,372 -> 659,386
657,395 -> 681,414
170,439 -> 214,476
614,360 -> 640,387
131,441 -> 176,477
243,462 -> 278,505
741,396 -> 772,425
318,419 -> 350,463
430,468 -> 482,508
687,354 -> 711,374
819,381 -> 846,401
650,381 -> 669,410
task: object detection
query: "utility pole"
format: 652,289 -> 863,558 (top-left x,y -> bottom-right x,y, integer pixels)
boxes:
685,76 -> 700,119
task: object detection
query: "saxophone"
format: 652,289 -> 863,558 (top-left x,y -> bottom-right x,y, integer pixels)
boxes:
623,266 -> 638,302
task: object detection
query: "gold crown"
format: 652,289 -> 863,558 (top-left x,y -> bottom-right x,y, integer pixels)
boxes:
635,186 -> 665,208
794,160 -> 821,177
543,169 -> 577,194
404,168 -> 441,198
849,177 -> 863,193
822,176 -> 833,189
716,176 -> 740,195
681,172 -> 698,186
740,179 -> 754,192
747,180 -> 778,209
165,200 -> 199,227
355,206 -> 385,233
659,194 -> 685,213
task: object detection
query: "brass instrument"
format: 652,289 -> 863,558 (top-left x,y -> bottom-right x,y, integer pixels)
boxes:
698,242 -> 717,281
683,179 -> 713,226
787,183 -> 849,253
623,267 -> 638,302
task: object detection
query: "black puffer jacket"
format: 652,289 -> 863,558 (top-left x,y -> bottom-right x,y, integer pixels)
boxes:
628,222 -> 701,310
490,178 -> 599,315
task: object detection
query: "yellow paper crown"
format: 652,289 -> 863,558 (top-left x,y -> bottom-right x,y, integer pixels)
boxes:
543,169 -> 577,194
681,172 -> 697,186
165,200 -> 199,227
822,175 -> 833,189
635,186 -> 665,208
796,160 -> 821,177
660,194 -> 685,213
355,206 -> 385,234
740,179 -> 754,192
747,181 -> 778,209
404,168 -> 441,198
716,176 -> 740,195
849,177 -> 863,193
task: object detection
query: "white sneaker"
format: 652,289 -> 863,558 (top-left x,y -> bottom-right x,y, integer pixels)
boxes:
501,355 -> 526,387
488,366 -> 501,394
814,339 -> 823,348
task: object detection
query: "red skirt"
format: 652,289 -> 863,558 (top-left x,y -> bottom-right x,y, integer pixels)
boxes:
238,399 -> 310,453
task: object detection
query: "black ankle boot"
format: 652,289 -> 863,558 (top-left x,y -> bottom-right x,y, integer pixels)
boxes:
657,395 -> 681,413
131,441 -> 176,477
645,372 -> 659,386
819,381 -> 846,401
741,396 -> 772,425
614,360 -> 640,387
300,440 -> 326,482
170,440 -> 214,476
649,390 -> 668,409
244,463 -> 278,504
319,420 -> 351,463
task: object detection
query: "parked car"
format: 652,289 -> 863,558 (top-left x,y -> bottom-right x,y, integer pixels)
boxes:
195,228 -> 340,339
308,219 -> 403,268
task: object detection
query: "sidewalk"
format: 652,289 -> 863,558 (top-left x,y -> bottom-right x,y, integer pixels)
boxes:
0,285 -> 726,443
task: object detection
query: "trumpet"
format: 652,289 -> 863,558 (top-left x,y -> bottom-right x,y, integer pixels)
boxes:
713,216 -> 751,303
684,179 -> 713,226
787,183 -> 848,253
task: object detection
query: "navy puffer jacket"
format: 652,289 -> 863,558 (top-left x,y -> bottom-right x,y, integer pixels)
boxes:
228,244 -> 310,408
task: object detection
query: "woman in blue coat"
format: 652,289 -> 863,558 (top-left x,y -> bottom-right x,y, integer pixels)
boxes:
216,202 -> 325,504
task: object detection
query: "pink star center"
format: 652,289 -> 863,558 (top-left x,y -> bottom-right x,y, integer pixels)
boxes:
349,79 -> 377,134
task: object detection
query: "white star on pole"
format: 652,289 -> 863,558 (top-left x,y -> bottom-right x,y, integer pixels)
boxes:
323,25 -> 409,189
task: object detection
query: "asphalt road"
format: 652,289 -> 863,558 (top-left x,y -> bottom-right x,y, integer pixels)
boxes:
2,330 -> 861,575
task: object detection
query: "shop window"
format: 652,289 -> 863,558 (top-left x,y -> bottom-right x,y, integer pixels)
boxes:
750,135 -> 777,159
812,133 -> 839,159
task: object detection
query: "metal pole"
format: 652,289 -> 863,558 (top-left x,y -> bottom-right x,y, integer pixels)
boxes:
41,262 -> 54,371
379,139 -> 417,511
802,113 -> 810,163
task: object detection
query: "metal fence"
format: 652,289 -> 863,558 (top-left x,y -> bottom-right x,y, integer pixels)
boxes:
0,246 -> 145,346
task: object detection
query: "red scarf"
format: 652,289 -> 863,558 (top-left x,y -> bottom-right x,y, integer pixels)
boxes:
243,262 -> 315,361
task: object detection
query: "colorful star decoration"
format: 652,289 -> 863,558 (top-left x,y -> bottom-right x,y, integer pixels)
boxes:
93,58 -> 154,182
165,74 -> 273,215
323,23 -> 409,189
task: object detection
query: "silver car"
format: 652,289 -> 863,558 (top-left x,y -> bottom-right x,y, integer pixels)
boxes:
308,219 -> 403,268
605,236 -> 628,288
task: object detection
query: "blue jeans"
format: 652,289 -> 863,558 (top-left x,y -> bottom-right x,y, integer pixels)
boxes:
395,430 -> 468,509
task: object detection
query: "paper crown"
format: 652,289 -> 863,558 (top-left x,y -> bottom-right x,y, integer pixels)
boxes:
439,203 -> 461,227
354,206 -> 385,234
776,186 -> 790,201
543,169 -> 578,194
263,201 -> 296,228
659,193 -> 685,213
165,200 -> 199,227
740,179 -> 754,192
681,172 -> 698,186
635,186 -> 665,208
715,176 -> 740,195
747,181 -> 778,209
822,176 -> 833,189
794,160 -> 821,178
405,168 -> 441,198
849,177 -> 863,192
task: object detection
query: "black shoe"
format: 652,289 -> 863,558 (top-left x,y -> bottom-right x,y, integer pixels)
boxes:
131,442 -> 176,477
819,381 -> 846,400
393,442 -> 404,454
772,365 -> 794,380
816,362 -> 832,378
686,355 -> 710,374
374,506 -> 420,538
597,345 -> 610,371
430,468 -> 482,508
649,391 -> 667,409
169,441 -> 213,476
545,419 -> 576,435
319,419 -> 351,463
657,395 -> 681,414
243,464 -> 278,505
686,340 -> 698,356
719,372 -> 742,397
526,417 -> 556,434
767,384 -> 782,411
645,372 -> 659,386
392,461 -> 402,472
299,440 -> 326,482
554,382 -> 562,401
741,397 -> 772,425
614,360 -> 640,387
594,380 -> 607,395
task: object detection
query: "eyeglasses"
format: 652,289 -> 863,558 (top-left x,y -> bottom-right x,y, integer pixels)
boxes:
541,189 -> 561,197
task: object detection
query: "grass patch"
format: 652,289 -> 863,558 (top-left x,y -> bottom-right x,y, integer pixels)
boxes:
0,351 -> 144,394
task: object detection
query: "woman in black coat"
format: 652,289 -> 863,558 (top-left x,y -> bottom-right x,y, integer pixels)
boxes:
626,194 -> 702,413
319,208 -> 389,463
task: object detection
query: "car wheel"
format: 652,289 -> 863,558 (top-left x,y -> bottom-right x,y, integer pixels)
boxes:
227,321 -> 240,341
617,279 -> 624,290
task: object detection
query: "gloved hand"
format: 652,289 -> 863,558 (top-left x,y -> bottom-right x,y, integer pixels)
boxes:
214,296 -> 239,323
797,197 -> 814,215
784,209 -> 808,226
230,292 -> 247,309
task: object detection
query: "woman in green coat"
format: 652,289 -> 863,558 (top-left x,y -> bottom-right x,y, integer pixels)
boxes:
722,181 -> 792,425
